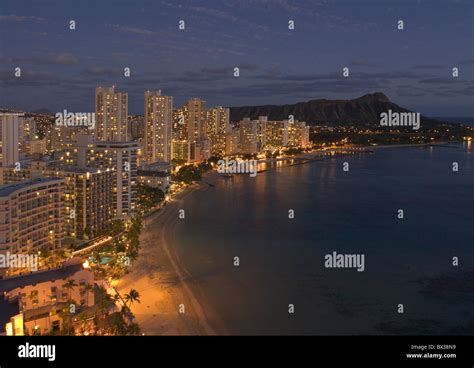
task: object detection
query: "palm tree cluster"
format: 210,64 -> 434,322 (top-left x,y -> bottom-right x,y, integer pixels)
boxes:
96,288 -> 141,335
124,216 -> 142,261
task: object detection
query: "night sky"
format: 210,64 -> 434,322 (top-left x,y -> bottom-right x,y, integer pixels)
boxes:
0,0 -> 473,116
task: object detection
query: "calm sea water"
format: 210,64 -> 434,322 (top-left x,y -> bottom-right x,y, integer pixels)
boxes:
173,142 -> 474,335
435,117 -> 474,125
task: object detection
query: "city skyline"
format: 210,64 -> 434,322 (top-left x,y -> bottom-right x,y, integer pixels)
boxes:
0,0 -> 473,116
0,0 -> 473,350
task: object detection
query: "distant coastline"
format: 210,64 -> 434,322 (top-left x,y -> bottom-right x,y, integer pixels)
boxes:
121,139 -> 469,335
433,117 -> 474,125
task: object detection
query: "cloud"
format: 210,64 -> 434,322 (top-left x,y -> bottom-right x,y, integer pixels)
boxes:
351,60 -> 378,67
49,53 -> 79,65
0,69 -> 59,86
0,53 -> 79,66
187,6 -> 238,23
200,64 -> 259,76
419,77 -> 461,84
84,66 -> 123,77
459,58 -> 474,65
412,64 -> 445,70
111,24 -> 154,35
0,14 -> 46,22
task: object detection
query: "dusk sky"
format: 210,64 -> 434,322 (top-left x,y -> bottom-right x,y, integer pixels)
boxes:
0,0 -> 473,116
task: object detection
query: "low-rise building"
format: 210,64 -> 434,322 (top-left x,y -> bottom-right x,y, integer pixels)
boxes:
0,258 -> 95,336
137,161 -> 171,193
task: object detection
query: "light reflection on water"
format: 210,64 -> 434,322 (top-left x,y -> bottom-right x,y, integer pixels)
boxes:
174,144 -> 474,335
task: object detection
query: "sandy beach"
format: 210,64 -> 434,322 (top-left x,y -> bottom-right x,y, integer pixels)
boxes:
115,179 -> 226,335
115,141 -> 461,335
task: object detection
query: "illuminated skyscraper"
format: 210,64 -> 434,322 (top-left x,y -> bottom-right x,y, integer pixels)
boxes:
0,113 -> 21,167
262,120 -> 289,149
239,118 -> 259,154
184,98 -> 209,162
64,135 -> 138,219
41,166 -> 114,239
207,107 -> 230,156
144,91 -> 172,163
287,120 -> 310,147
95,86 -> 128,142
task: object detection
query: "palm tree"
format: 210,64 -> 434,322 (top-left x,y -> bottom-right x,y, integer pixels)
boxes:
126,322 -> 141,336
124,289 -> 140,308
83,284 -> 94,307
57,304 -> 75,336
111,293 -> 121,305
62,279 -> 78,301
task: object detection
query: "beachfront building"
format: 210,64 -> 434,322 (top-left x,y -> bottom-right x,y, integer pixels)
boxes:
62,135 -> 138,219
144,91 -> 173,163
207,107 -> 230,157
262,120 -> 289,149
171,139 -> 189,162
0,178 -> 65,258
0,163 -> 114,240
287,120 -> 310,147
225,128 -> 240,156
137,161 -> 172,193
41,166 -> 114,239
0,258 -> 95,336
95,86 -> 128,142
183,98 -> 209,162
239,118 -> 259,154
237,116 -> 310,153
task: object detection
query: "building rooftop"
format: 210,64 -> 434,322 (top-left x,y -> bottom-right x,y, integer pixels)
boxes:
0,262 -> 84,293
0,177 -> 64,198
0,260 -> 86,332
139,161 -> 172,174
50,165 -> 108,175
0,112 -> 24,116
94,141 -> 138,148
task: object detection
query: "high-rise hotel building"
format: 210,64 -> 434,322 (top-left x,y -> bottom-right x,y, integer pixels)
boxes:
237,116 -> 310,153
184,98 -> 209,162
0,113 -> 21,168
41,166 -> 114,239
287,121 -> 310,147
239,118 -> 259,154
64,135 -> 138,219
171,108 -> 188,162
95,86 -> 128,142
144,91 -> 172,163
0,178 -> 65,256
262,120 -> 289,149
207,107 -> 230,156
88,141 -> 137,218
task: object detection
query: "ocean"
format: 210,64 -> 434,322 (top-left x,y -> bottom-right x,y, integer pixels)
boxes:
434,117 -> 474,125
173,142 -> 474,335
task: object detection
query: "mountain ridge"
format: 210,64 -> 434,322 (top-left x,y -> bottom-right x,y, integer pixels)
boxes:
228,92 -> 440,126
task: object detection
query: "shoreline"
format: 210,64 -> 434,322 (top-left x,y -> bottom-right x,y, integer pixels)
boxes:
116,140 -> 464,335
116,183 -> 225,335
